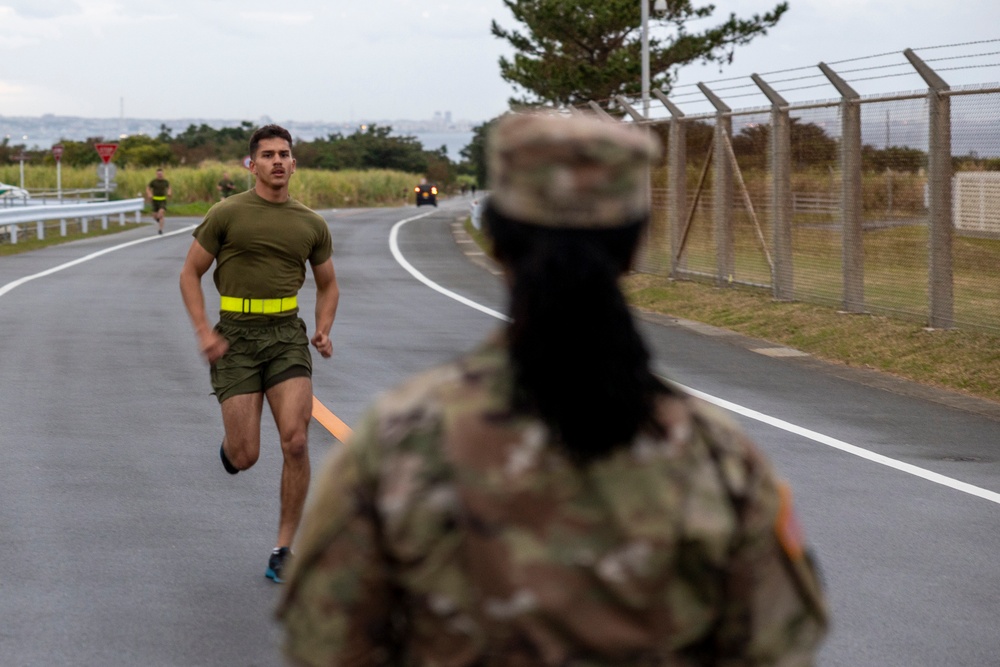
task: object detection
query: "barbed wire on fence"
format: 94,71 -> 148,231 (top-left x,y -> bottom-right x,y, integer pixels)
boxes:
624,40 -> 1000,119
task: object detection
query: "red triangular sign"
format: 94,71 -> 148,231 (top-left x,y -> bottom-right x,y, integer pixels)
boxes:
94,143 -> 118,164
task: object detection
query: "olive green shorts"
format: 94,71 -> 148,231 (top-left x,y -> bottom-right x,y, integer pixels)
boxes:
210,316 -> 312,403
151,200 -> 167,213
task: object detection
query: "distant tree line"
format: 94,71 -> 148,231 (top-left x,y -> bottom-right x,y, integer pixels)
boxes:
0,121 -> 474,189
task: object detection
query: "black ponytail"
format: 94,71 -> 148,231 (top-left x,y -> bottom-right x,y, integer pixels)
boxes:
485,202 -> 669,465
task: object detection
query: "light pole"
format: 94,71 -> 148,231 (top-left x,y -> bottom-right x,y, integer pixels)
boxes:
641,0 -> 668,119
19,136 -> 28,190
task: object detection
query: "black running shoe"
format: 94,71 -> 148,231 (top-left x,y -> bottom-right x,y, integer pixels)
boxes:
220,443 -> 239,475
266,547 -> 292,583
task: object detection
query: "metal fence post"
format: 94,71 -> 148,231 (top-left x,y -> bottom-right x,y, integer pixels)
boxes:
820,63 -> 865,313
752,74 -> 793,300
615,96 -> 660,269
587,101 -> 616,122
699,83 -> 734,286
655,90 -> 688,278
905,48 -> 954,329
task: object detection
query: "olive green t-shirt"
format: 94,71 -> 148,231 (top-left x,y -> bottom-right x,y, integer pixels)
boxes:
148,178 -> 169,198
193,190 -> 333,322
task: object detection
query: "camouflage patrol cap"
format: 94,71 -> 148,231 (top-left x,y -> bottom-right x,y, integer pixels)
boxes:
486,112 -> 661,229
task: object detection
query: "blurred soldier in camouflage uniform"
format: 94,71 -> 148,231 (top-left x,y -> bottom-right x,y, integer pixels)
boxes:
277,112 -> 828,665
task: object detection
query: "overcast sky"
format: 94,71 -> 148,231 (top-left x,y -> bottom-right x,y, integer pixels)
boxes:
0,0 -> 998,123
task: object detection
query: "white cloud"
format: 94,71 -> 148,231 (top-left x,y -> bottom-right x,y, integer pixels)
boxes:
0,80 -> 25,95
238,11 -> 314,25
0,8 -> 63,48
1,0 -> 995,124
1,0 -> 79,19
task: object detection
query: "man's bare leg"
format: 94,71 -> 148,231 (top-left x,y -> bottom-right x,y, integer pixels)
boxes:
220,392 -> 264,471
265,376 -> 313,549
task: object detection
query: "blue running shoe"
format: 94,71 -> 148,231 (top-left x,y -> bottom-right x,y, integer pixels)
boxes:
266,547 -> 292,583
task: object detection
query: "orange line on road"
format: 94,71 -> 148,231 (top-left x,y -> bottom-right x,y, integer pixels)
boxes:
311,396 -> 353,443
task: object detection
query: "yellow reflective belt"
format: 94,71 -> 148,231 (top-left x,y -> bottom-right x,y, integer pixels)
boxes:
152,196 -> 167,200
220,295 -> 298,314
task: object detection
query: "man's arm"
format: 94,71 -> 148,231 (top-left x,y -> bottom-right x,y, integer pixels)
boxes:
179,240 -> 228,364
309,258 -> 339,359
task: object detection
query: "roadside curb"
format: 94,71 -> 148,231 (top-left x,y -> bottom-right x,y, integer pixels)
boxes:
450,216 -> 502,277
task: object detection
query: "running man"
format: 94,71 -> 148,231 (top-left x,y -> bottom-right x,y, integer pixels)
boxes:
146,168 -> 171,235
179,124 -> 340,583
217,171 -> 236,199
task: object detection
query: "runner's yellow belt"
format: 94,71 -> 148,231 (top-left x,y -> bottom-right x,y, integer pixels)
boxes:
220,295 -> 298,314
152,196 -> 167,200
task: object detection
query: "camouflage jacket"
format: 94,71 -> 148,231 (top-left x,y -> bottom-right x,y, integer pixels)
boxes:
277,335 -> 828,666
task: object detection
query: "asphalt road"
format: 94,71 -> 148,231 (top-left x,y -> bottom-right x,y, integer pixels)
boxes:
0,197 -> 998,666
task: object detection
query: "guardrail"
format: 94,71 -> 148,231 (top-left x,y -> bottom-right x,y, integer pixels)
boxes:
1,190 -> 110,209
0,195 -> 30,209
0,198 -> 145,244
26,188 -> 114,205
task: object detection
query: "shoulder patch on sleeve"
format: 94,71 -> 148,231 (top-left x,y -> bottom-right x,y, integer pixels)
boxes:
775,482 -> 805,561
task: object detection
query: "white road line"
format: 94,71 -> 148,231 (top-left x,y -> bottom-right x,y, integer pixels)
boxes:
675,383 -> 1000,505
389,213 -> 511,323
389,214 -> 1000,506
0,225 -> 197,299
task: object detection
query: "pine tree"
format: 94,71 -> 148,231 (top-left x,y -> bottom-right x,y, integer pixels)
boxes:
492,0 -> 788,108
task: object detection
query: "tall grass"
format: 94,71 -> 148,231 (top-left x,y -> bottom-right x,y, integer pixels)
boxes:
1,163 -> 420,209
1,164 -> 99,191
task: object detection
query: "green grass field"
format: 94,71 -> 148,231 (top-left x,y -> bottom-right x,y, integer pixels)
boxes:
638,208 -> 1000,332
623,273 -> 1000,403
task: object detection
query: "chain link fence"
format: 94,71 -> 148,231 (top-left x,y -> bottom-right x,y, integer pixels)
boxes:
589,42 -> 1000,333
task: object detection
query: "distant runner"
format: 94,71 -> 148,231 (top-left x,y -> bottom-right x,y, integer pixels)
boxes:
217,171 -> 236,199
146,168 -> 171,235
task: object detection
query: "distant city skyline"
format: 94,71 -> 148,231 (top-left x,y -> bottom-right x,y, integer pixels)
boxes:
0,112 -> 478,161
